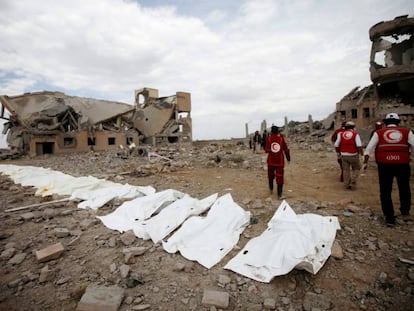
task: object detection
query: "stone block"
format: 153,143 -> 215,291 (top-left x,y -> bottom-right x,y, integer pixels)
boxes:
201,289 -> 229,309
263,298 -> 276,309
54,227 -> 70,238
20,212 -> 36,220
76,285 -> 125,311
35,242 -> 65,262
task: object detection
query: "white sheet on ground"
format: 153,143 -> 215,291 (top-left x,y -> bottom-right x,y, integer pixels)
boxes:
97,189 -> 185,232
224,200 -> 341,282
0,165 -> 74,191
1,164 -> 342,279
134,193 -> 218,242
72,183 -> 155,210
0,164 -> 155,209
162,193 -> 251,269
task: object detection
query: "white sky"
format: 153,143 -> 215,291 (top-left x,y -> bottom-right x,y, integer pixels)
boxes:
0,0 -> 412,147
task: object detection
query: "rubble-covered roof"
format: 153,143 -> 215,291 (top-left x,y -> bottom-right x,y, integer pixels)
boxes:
0,91 -> 134,126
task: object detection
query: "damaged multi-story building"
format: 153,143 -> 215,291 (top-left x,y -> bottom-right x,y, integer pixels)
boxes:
0,87 -> 191,156
334,15 -> 414,142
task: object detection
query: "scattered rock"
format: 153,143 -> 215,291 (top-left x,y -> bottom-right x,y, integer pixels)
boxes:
331,241 -> 344,259
76,285 -> 125,311
119,264 -> 130,278
54,227 -> 70,238
263,298 -> 276,309
8,253 -> 27,265
1,248 -> 16,261
35,243 -> 64,263
120,230 -> 137,246
201,289 -> 230,309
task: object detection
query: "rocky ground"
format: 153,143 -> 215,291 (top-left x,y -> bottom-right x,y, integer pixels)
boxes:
0,137 -> 413,311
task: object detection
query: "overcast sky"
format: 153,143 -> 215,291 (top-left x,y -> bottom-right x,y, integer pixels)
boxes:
0,0 -> 412,147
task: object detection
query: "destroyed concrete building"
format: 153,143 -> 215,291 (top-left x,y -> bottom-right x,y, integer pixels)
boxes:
0,88 -> 192,156
334,15 -> 414,141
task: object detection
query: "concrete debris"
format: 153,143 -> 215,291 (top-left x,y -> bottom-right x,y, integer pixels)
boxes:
201,289 -> 230,309
76,285 -> 125,311
0,87 -> 191,157
7,252 -> 27,265
35,242 -> 65,263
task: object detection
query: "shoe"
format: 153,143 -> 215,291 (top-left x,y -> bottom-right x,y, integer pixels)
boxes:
385,217 -> 395,227
277,185 -> 283,200
401,214 -> 412,222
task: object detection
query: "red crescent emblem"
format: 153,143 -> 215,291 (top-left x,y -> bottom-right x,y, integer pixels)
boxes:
383,129 -> 402,144
343,131 -> 353,140
271,142 -> 281,153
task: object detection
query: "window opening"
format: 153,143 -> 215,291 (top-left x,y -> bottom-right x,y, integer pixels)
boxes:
108,137 -> 116,145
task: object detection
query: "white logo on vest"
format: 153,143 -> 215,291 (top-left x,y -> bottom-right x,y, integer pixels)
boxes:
343,131 -> 353,140
271,142 -> 281,153
383,129 -> 402,144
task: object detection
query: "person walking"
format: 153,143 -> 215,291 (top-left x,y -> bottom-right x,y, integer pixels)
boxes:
334,121 -> 363,189
331,120 -> 347,182
362,113 -> 414,226
370,121 -> 383,139
253,131 -> 262,153
265,125 -> 290,199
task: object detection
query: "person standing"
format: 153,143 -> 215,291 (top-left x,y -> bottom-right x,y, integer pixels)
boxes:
363,113 -> 414,226
265,125 -> 290,199
334,121 -> 363,189
253,131 -> 261,153
331,121 -> 347,182
261,129 -> 268,150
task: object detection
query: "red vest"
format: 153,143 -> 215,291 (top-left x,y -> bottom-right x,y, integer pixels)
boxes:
375,127 -> 410,164
339,130 -> 358,153
266,134 -> 288,166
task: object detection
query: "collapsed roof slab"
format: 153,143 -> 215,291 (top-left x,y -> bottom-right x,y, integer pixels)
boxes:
0,91 -> 134,127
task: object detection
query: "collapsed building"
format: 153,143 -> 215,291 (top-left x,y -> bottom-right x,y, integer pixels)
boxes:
334,15 -> 414,142
0,87 -> 192,157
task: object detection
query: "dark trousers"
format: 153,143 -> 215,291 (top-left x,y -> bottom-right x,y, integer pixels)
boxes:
268,165 -> 284,185
377,163 -> 411,221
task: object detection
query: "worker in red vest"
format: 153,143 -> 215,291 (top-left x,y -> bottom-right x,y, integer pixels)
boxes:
265,125 -> 290,199
370,121 -> 383,139
331,120 -> 347,182
363,113 -> 414,226
334,121 -> 363,190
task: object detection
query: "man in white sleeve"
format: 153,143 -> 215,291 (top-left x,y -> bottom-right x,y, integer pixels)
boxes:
363,113 -> 414,226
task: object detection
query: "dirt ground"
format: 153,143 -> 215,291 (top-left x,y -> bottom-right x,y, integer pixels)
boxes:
0,141 -> 413,310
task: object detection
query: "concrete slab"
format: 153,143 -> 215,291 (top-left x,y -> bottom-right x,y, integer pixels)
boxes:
76,285 -> 125,311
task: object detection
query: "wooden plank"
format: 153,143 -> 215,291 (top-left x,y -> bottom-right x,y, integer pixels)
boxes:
5,198 -> 71,213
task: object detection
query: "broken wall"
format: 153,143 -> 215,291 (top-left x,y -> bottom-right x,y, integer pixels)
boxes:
27,130 -> 141,157
334,15 -> 414,142
370,15 -> 414,84
369,15 -> 414,105
335,86 -> 379,128
133,88 -> 192,144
